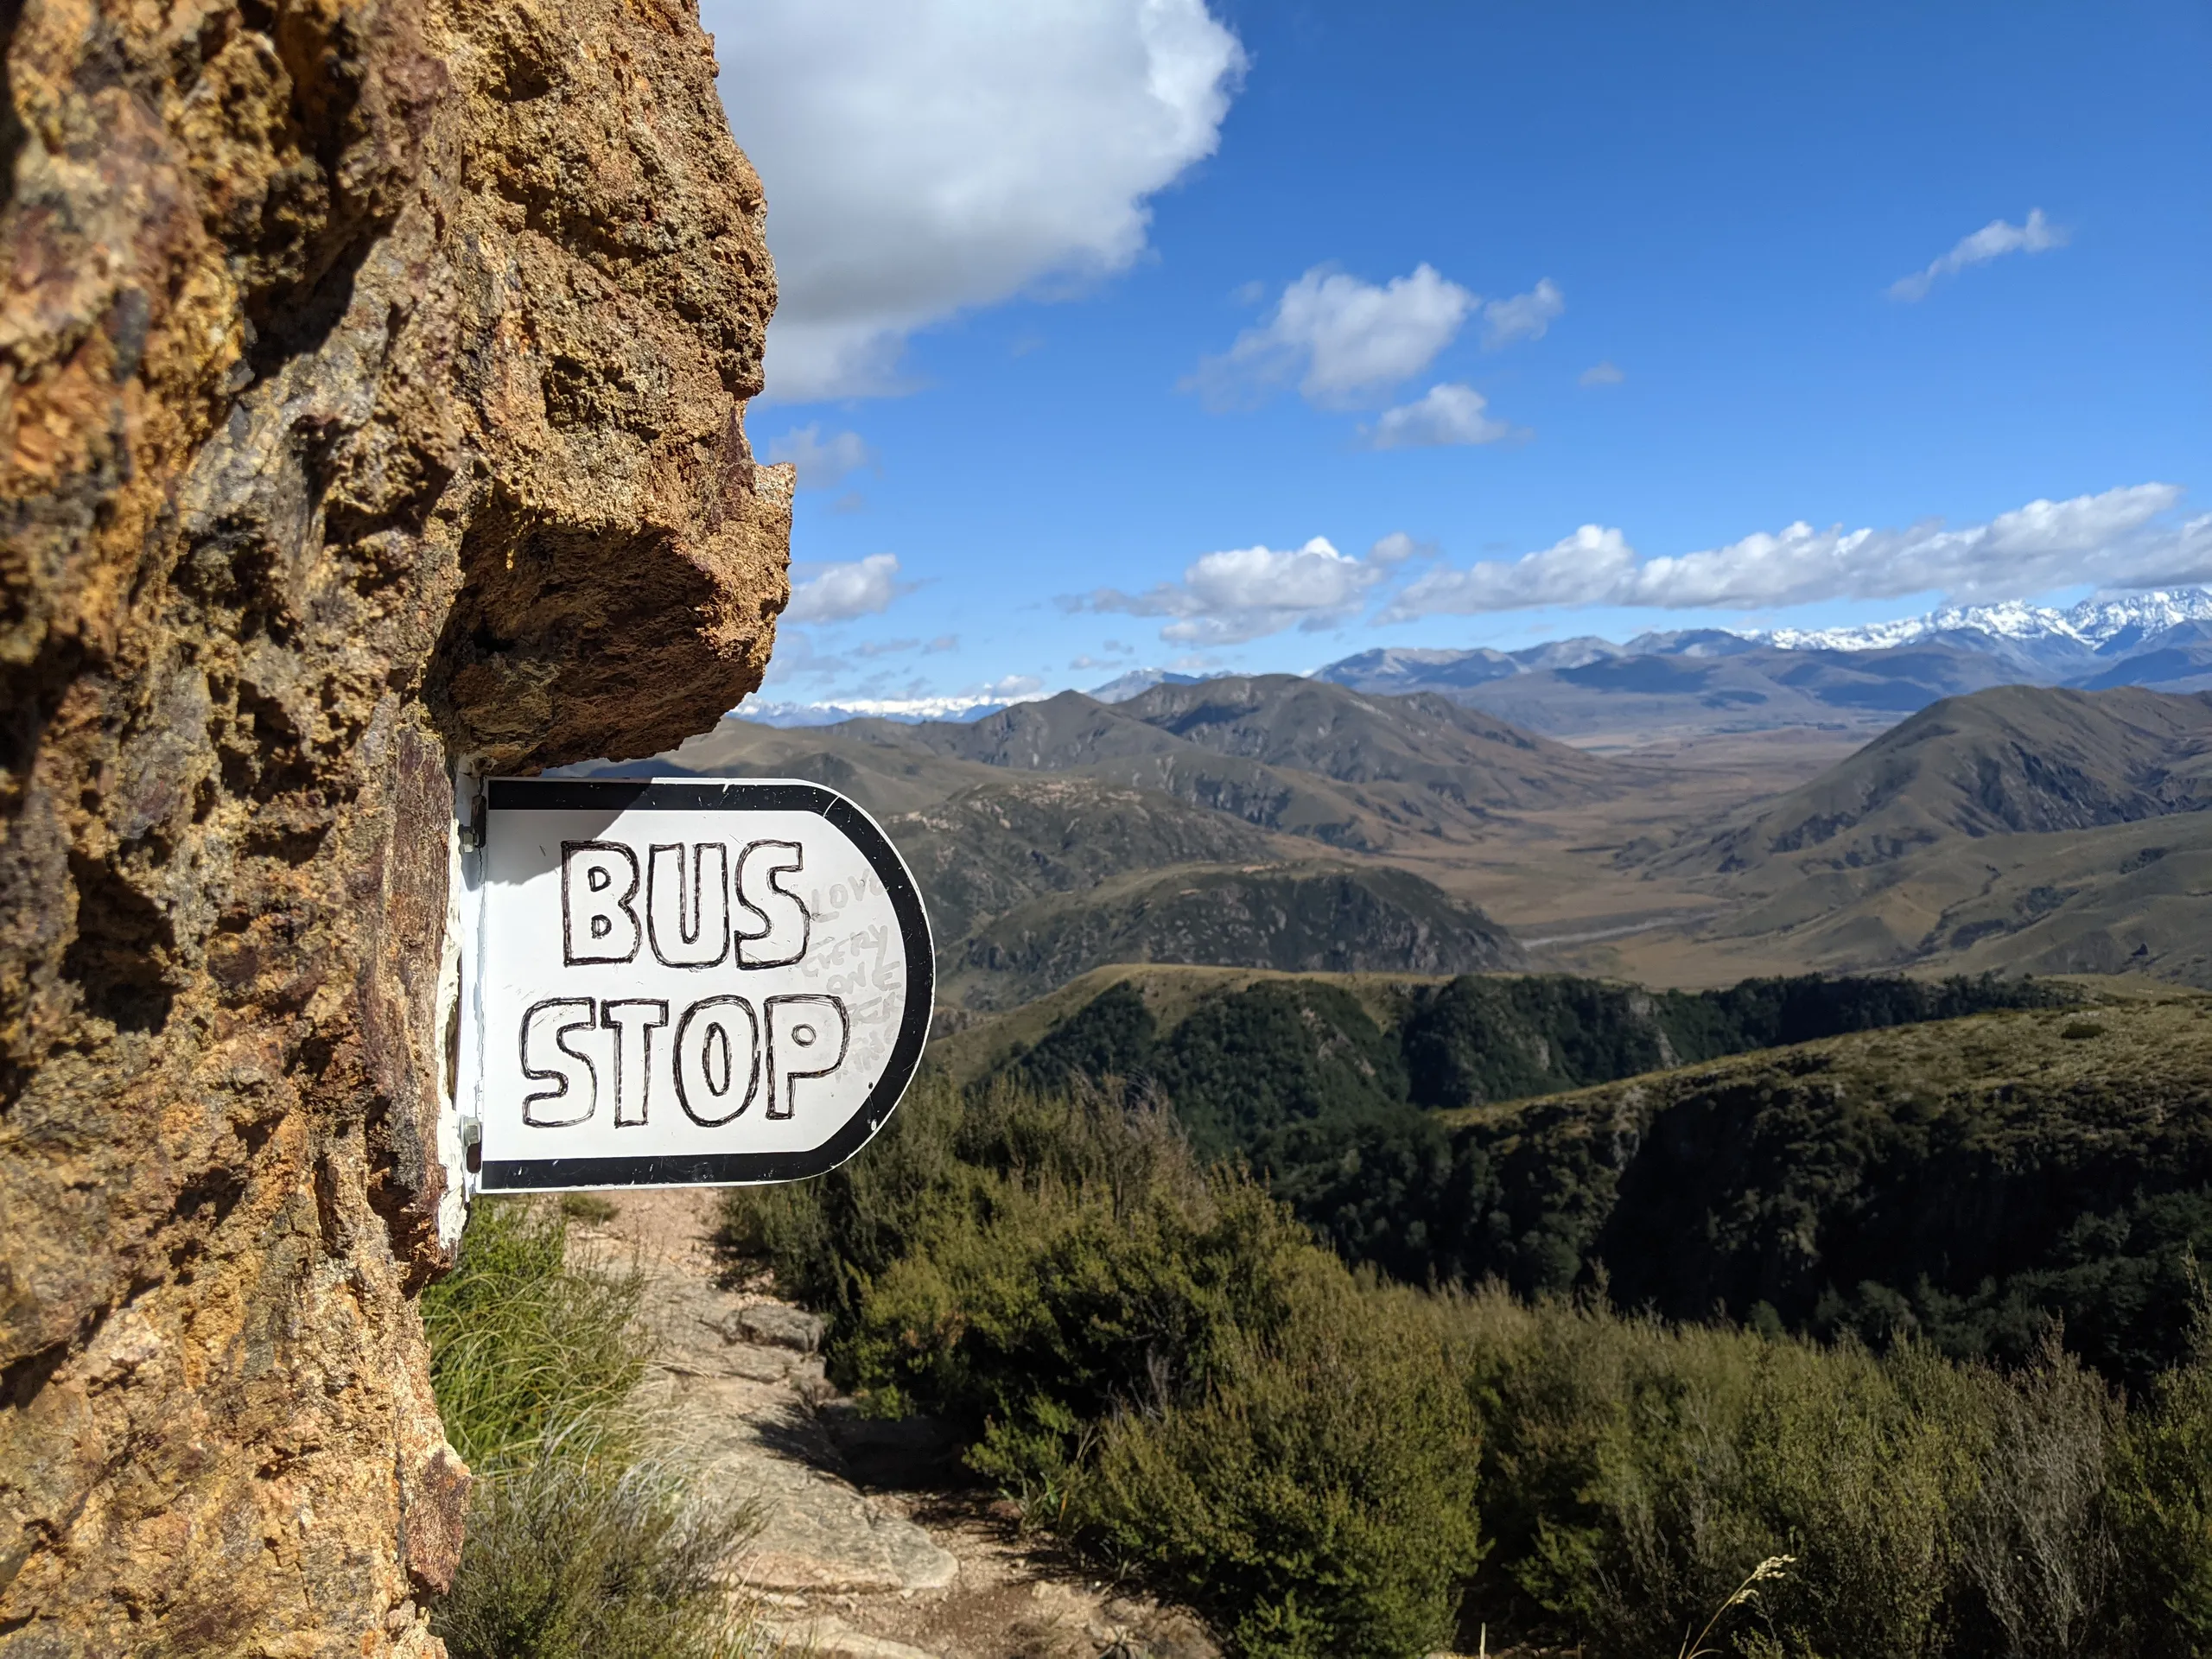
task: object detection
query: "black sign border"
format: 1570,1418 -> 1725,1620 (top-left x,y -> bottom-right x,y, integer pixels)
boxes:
477,778 -> 934,1191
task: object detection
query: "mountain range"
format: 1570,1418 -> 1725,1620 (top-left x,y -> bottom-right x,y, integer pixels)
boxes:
1311,588 -> 2212,742
582,675 -> 1592,1006
583,669 -> 2212,1008
741,588 -> 2212,738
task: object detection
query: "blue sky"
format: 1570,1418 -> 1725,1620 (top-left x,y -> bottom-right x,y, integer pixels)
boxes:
706,1 -> 2209,713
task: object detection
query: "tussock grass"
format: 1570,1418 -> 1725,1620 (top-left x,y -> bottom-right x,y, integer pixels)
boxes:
425,1199 -> 774,1659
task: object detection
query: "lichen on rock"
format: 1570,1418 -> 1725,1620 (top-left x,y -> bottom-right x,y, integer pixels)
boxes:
0,0 -> 791,1650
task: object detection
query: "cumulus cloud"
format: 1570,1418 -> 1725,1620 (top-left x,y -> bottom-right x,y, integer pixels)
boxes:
710,0 -> 1245,400
1889,208 -> 2069,302
1482,278 -> 1565,347
1358,384 -> 1512,450
982,674 -> 1046,699
1183,264 -> 1478,409
768,424 -> 876,489
785,553 -> 909,624
1065,533 -> 1414,644
1580,360 -> 1624,387
1382,485 -> 2197,620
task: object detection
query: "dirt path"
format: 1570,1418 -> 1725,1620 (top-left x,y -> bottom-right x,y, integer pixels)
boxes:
574,1189 -> 1218,1659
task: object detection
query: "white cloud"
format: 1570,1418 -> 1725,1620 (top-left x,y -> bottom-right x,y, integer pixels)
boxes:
1183,264 -> 1478,409
982,674 -> 1046,699
1066,534 -> 1396,644
1482,278 -> 1564,347
1383,485 -> 2195,620
785,553 -> 908,624
1358,384 -> 1512,450
1889,208 -> 2069,302
710,0 -> 1245,400
767,424 -> 875,489
1385,525 -> 1637,619
1367,531 -> 1436,565
1580,360 -> 1624,387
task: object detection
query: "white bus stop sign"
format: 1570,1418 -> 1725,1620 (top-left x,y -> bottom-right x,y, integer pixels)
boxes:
460,779 -> 933,1192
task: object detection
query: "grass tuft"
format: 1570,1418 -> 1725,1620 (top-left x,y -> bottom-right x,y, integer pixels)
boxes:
424,1198 -> 772,1659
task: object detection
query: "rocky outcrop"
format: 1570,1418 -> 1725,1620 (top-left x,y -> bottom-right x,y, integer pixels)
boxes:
0,2 -> 791,1652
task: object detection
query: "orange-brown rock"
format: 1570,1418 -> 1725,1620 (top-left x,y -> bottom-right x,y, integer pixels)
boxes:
0,1 -> 791,1651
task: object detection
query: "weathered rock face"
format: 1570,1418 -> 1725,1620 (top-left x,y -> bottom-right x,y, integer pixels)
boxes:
0,1 -> 791,1651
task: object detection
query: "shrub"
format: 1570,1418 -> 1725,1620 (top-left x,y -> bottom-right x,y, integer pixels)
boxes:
1948,1339 -> 2120,1659
722,1074 -> 1481,1656
1457,1294 -> 1974,1657
423,1199 -> 766,1659
729,1067 -> 2212,1659
2108,1300 -> 2212,1656
1071,1278 -> 1484,1659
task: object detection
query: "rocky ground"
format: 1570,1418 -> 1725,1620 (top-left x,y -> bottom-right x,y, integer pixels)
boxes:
575,1189 -> 1220,1659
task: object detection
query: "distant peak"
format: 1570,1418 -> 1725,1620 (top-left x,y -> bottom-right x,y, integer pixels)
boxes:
1763,588 -> 2212,653
1089,667 -> 1213,703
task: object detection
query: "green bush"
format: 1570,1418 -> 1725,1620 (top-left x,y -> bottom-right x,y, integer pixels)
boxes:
728,1069 -> 2212,1658
721,1075 -> 1481,1656
1449,1292 -> 2158,1659
423,1200 -> 766,1659
2109,1299 -> 2212,1656
1071,1277 -> 1484,1659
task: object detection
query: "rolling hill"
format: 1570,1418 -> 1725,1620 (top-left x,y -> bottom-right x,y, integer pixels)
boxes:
585,677 -> 2212,1003
1108,675 -> 1622,807
942,863 -> 1523,1008
1666,684 -> 2212,879
573,677 -> 1670,1006
880,776 -> 1285,946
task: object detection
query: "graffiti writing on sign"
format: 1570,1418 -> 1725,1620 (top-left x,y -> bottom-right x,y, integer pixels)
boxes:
461,780 -> 933,1193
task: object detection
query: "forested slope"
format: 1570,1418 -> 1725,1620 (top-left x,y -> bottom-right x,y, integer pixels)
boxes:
974,969 -> 2212,1384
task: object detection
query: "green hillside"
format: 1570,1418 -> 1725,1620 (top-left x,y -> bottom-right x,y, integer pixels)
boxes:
961,969 -> 2212,1385
1325,996 -> 2212,1385
726,1068 -> 2212,1659
882,776 -> 1284,945
943,863 -> 1522,1009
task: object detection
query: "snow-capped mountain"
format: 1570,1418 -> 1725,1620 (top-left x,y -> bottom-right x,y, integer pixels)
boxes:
1316,588 -> 2212,742
1764,589 -> 2212,654
738,694 -> 1014,728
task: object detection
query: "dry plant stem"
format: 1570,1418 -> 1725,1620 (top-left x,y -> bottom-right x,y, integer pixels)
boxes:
1678,1555 -> 1796,1659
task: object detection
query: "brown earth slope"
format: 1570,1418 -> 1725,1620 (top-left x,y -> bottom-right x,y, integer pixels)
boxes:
1,4 -> 790,1653
1568,688 -> 2212,989
1667,685 -> 2212,879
